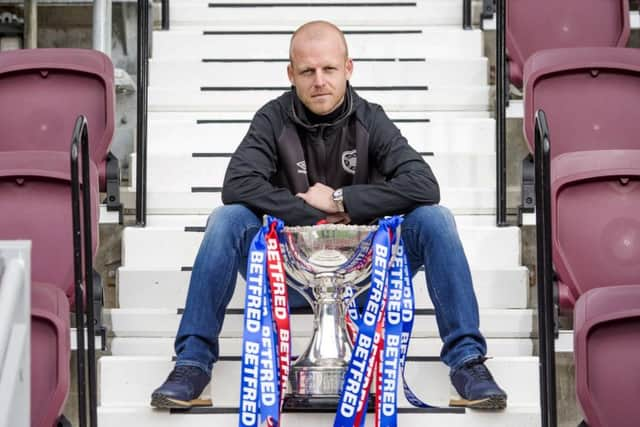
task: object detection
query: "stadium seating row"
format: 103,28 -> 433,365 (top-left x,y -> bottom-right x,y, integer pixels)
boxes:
0,48 -> 114,427
506,1 -> 640,426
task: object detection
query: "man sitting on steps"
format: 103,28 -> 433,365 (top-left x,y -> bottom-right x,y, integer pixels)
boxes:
151,20 -> 508,411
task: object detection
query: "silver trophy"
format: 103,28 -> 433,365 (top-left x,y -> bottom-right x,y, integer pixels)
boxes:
279,224 -> 378,410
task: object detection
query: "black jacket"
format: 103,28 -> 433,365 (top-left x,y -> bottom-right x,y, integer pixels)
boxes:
222,85 -> 440,225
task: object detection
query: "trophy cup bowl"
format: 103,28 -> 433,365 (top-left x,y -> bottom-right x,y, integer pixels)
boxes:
279,224 -> 377,410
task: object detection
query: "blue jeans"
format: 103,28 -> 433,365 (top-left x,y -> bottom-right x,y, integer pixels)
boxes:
175,204 -> 486,376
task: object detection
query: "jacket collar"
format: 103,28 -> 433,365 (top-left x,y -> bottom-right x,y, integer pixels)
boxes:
288,82 -> 358,130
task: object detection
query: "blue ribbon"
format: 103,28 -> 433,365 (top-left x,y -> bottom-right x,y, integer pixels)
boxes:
377,237 -> 405,426
334,217 -> 396,427
239,217 -> 283,427
239,225 -> 267,427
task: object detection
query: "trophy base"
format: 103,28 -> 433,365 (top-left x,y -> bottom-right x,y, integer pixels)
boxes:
282,394 -> 376,413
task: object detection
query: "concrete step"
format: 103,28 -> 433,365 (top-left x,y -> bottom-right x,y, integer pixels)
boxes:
169,0 -> 462,27
116,266 -> 529,309
106,308 -> 534,339
148,86 -> 489,112
109,336 -> 533,358
98,356 -> 539,407
147,114 -> 495,154
121,186 -> 497,215
152,27 -> 484,60
120,226 -> 521,270
142,213 -> 499,228
98,405 -> 541,427
128,152 -> 496,190
149,58 -> 488,88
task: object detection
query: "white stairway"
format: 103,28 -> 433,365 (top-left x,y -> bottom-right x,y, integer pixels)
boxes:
102,1 -> 541,426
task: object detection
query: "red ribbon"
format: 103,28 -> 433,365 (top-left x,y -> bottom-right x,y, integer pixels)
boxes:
265,223 -> 292,419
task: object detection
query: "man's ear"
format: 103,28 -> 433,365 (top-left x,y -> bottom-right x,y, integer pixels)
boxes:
287,63 -> 295,85
345,58 -> 354,80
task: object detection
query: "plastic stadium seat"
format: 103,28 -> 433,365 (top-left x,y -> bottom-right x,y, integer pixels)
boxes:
550,149 -> 640,427
551,149 -> 640,310
523,47 -> 640,158
0,150 -> 99,303
507,0 -> 629,88
0,48 -> 114,191
31,282 -> 70,427
575,285 -> 640,427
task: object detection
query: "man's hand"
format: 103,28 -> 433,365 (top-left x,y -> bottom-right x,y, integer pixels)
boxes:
325,212 -> 351,224
296,183 -> 339,213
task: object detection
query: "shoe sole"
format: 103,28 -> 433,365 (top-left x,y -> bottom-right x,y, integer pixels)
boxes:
449,395 -> 507,410
150,393 -> 213,409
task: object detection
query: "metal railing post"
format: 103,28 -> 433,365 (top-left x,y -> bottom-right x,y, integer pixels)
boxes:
23,0 -> 37,48
463,0 -> 472,30
496,0 -> 507,226
92,0 -> 112,56
136,0 -> 149,226
162,0 -> 170,30
534,109 -> 558,427
71,116 -> 98,427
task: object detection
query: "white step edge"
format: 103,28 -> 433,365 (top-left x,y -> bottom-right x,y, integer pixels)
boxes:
99,204 -> 120,225
149,58 -> 488,87
146,116 -> 496,155
98,356 -> 539,407
148,87 -> 490,112
131,153 -> 497,190
70,328 -> 104,351
116,266 -> 529,310
120,187 -> 498,216
147,111 -> 492,120
141,213 -> 499,228
170,1 -> 462,27
506,100 -> 523,119
120,226 -> 522,270
555,330 -> 574,353
152,28 -> 484,60
98,405 -> 541,427
106,308 -> 534,339
109,336 -> 533,358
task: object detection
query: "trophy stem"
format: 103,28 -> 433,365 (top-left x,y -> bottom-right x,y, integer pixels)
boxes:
288,274 -> 353,400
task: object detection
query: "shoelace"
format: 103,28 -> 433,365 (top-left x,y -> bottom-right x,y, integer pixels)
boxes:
167,366 -> 197,383
466,362 -> 493,381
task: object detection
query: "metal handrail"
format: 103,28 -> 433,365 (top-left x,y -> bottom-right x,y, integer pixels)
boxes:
534,109 -> 558,427
463,0 -> 472,29
162,0 -> 170,30
495,0 -> 507,226
70,115 -> 98,427
136,0 -> 149,226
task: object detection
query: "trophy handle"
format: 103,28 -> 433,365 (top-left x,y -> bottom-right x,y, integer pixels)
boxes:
285,280 -> 318,313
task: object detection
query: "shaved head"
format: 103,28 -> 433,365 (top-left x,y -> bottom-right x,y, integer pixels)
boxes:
289,20 -> 349,63
287,21 -> 353,115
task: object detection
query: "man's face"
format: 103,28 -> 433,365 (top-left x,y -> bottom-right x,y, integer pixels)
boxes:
287,35 -> 353,116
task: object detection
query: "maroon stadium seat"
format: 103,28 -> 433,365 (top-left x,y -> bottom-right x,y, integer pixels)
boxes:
574,285 -> 640,427
31,281 -> 70,427
507,0 -> 629,88
524,47 -> 640,160
550,149 -> 640,427
0,150 -> 99,427
0,150 -> 99,304
551,149 -> 640,310
0,48 -> 114,191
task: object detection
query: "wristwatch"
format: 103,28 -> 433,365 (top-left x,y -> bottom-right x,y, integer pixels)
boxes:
332,188 -> 345,213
